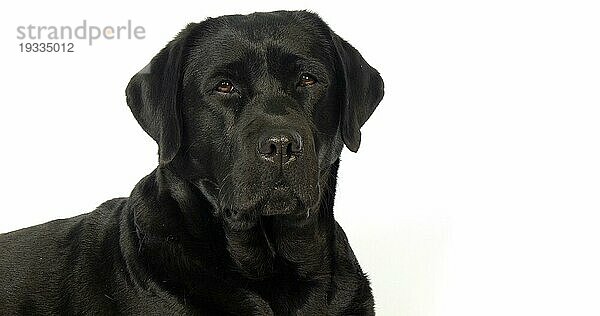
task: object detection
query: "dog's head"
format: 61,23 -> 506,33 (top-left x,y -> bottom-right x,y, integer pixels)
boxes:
126,11 -> 383,226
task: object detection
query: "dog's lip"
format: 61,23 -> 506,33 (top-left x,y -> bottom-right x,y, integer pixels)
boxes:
221,181 -> 318,220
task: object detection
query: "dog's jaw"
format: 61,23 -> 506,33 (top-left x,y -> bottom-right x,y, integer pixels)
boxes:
130,160 -> 340,281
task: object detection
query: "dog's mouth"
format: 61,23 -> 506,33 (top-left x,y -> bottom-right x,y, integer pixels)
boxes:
220,182 -> 316,230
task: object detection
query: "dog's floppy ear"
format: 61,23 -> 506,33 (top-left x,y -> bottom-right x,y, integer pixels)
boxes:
126,24 -> 197,165
331,33 -> 385,152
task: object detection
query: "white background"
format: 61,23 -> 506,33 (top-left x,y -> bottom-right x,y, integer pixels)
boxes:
1,1 -> 599,315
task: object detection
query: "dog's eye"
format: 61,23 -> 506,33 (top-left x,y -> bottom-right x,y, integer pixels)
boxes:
215,80 -> 234,93
298,74 -> 317,87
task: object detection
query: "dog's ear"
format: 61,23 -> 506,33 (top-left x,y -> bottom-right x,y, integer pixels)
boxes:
331,32 -> 384,152
126,24 -> 197,165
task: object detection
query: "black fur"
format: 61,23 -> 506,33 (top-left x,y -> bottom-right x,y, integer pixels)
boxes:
0,11 -> 384,315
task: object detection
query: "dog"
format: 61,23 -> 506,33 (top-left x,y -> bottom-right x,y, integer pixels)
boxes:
0,10 -> 384,315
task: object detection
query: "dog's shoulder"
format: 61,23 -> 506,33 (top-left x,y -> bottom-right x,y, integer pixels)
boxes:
0,197 -> 129,314
0,197 -> 128,255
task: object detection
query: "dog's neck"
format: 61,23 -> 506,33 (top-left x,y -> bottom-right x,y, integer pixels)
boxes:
128,160 -> 340,282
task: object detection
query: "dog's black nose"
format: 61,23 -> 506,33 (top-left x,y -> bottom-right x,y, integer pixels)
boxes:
258,130 -> 302,164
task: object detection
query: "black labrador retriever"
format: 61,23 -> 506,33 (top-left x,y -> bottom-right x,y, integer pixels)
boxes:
0,10 -> 384,315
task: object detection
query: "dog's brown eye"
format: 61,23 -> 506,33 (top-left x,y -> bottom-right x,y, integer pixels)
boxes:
215,80 -> 234,93
299,74 -> 317,87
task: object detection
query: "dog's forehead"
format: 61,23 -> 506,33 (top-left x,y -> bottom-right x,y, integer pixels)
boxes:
187,12 -> 332,71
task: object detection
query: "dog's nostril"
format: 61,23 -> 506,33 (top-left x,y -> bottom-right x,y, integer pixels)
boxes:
259,140 -> 278,156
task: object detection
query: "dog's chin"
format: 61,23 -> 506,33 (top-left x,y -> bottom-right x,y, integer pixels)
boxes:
260,186 -> 301,216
